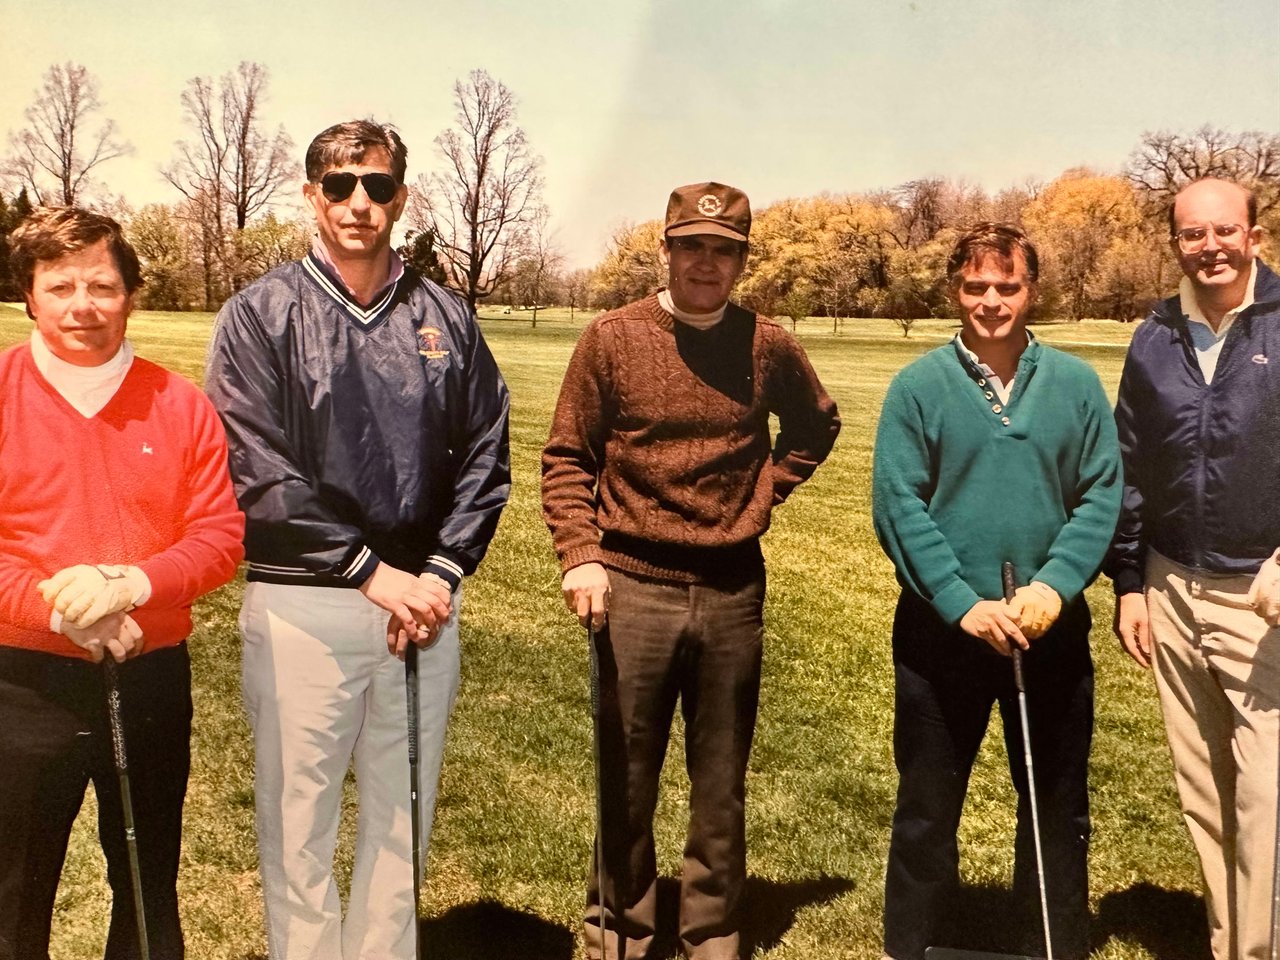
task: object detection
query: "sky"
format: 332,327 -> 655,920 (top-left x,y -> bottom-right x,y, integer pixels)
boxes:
2,0 -> 1278,268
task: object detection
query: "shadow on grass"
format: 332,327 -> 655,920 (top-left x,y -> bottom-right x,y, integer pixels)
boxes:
918,881 -> 1211,960
1093,883 -> 1211,960
645,873 -> 857,958
419,899 -> 575,959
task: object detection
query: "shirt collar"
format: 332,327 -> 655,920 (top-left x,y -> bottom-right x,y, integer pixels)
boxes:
1179,259 -> 1258,335
309,234 -> 405,307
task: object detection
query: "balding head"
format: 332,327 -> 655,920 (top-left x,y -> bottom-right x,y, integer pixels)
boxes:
1169,178 -> 1257,236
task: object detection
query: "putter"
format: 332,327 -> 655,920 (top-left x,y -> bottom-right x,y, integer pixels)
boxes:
589,625 -> 611,960
925,567 -> 1054,960
405,643 -> 424,960
1004,562 -> 1054,960
103,657 -> 151,960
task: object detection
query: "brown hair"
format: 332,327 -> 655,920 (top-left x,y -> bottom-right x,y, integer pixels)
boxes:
9,207 -> 144,295
305,120 -> 408,184
946,222 -> 1040,286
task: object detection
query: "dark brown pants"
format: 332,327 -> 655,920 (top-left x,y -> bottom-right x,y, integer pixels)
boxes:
587,566 -> 765,960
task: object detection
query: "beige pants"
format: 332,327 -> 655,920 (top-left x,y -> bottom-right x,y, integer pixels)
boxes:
1146,551 -> 1280,960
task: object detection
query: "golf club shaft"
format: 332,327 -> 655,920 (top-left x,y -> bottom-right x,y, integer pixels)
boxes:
1271,717 -> 1279,960
104,658 -> 151,960
589,625 -> 610,960
405,643 -> 423,960
1003,562 -> 1054,960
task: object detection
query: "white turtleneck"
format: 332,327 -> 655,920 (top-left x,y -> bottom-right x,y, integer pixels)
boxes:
658,289 -> 727,329
30,330 -> 134,418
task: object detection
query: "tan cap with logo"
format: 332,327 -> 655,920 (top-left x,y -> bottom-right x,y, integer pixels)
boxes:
664,182 -> 751,242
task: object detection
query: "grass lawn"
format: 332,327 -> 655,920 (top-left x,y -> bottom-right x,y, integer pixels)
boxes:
0,302 -> 1206,959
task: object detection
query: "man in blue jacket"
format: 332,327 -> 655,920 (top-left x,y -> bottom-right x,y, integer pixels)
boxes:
206,120 -> 510,960
1107,177 -> 1279,960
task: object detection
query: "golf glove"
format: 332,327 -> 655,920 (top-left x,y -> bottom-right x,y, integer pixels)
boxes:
39,564 -> 150,629
1010,582 -> 1062,639
1247,548 -> 1280,626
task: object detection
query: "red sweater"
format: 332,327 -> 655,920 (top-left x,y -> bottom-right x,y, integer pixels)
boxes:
0,343 -> 245,659
542,295 -> 840,582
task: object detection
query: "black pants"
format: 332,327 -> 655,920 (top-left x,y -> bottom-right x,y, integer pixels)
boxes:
0,645 -> 192,960
883,591 -> 1093,960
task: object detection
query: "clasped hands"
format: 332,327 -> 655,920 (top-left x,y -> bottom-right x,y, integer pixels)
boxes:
38,564 -> 145,662
359,563 -> 454,660
959,582 -> 1062,657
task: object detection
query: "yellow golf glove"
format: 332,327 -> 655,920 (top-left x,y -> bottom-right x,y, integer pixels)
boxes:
1010,582 -> 1062,640
38,564 -> 147,629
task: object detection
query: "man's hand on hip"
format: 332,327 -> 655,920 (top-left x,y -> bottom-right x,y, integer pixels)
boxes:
562,562 -> 610,631
1113,591 -> 1152,668
360,562 -> 452,649
1247,548 -> 1280,626
959,599 -> 1027,657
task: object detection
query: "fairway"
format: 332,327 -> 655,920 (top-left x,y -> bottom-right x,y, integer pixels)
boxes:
0,303 -> 1207,959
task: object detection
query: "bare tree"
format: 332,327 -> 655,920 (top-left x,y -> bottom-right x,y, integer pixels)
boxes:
164,62 -> 299,303
1127,126 -> 1280,217
563,268 -> 591,320
4,62 -> 131,206
513,206 -> 564,326
410,69 -> 544,308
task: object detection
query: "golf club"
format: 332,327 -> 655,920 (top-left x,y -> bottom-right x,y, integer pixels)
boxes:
1271,716 -> 1278,960
405,642 -> 424,960
1004,561 -> 1054,960
103,657 -> 151,960
588,624 -> 611,960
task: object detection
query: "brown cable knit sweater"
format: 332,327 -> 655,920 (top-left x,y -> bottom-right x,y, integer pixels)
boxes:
541,294 -> 840,583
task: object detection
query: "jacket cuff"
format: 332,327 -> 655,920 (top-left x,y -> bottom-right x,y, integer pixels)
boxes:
423,553 -> 465,592
343,546 -> 381,586
1111,566 -> 1144,596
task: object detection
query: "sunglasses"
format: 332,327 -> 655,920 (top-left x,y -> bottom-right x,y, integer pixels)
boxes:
318,171 -> 399,205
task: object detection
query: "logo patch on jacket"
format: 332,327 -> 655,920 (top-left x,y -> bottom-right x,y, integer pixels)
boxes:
418,325 -> 451,360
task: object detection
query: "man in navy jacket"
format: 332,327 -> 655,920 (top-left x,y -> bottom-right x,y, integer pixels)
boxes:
207,120 -> 510,960
1107,178 -> 1279,960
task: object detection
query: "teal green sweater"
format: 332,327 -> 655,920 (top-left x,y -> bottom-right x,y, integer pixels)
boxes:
872,337 -> 1121,625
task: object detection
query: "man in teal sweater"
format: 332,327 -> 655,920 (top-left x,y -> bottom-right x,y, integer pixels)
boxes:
872,223 -> 1121,960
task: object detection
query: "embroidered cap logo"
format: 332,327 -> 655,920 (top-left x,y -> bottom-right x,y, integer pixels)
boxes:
697,195 -> 724,217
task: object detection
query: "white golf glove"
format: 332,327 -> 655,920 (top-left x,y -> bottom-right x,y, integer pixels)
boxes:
39,564 -> 150,629
1247,549 -> 1280,626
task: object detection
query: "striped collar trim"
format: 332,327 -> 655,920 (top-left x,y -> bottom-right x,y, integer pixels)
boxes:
302,253 -> 402,329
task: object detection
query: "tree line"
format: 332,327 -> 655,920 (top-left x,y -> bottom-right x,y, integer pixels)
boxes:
2,62 -> 1276,324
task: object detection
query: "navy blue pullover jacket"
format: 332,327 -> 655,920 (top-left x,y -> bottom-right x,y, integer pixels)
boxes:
206,254 -> 511,591
1106,259 -> 1280,595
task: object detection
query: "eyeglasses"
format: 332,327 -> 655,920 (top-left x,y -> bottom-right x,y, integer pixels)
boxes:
1172,223 -> 1249,254
318,171 -> 399,205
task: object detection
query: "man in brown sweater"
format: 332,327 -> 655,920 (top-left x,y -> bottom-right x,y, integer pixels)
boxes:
542,182 -> 840,960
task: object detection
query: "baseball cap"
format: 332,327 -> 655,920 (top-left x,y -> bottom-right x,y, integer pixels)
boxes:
664,182 -> 751,242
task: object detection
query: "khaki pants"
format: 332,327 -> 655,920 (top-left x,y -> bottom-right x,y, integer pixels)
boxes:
1146,552 -> 1280,960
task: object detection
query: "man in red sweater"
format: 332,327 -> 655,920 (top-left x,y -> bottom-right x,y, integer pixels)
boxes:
0,208 -> 244,958
542,182 -> 840,960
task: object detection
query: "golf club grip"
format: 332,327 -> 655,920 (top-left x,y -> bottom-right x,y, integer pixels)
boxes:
103,659 -> 129,771
588,627 -> 600,714
1002,562 -> 1028,692
405,645 -> 419,766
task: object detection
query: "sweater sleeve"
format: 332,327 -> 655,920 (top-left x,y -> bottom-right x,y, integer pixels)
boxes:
205,295 -> 380,585
872,375 -> 982,625
765,332 -> 841,504
1031,369 -> 1122,604
136,390 -> 245,609
541,322 -> 611,573
1103,345 -> 1148,595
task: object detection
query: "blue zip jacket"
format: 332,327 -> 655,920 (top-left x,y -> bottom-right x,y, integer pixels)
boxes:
1106,259 -> 1280,594
206,255 -> 511,591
